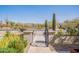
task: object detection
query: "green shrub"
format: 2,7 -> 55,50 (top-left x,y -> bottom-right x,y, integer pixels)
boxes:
8,40 -> 16,48
67,28 -> 78,35
56,29 -> 64,36
8,39 -> 27,52
4,31 -> 10,37
0,31 -> 28,53
77,30 -> 79,35
0,48 -> 17,53
22,40 -> 28,47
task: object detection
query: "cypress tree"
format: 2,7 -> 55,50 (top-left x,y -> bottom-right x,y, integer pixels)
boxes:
52,13 -> 56,31
45,20 -> 47,30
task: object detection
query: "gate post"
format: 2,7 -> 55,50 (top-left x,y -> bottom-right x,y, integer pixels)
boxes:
31,30 -> 34,45
19,28 -> 25,40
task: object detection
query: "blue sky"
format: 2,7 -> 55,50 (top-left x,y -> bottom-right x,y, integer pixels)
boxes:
0,5 -> 79,23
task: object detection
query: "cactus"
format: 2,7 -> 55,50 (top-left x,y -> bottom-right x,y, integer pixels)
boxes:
45,20 -> 49,47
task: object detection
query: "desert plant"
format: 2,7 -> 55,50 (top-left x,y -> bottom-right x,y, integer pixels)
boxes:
67,28 -> 78,35
55,29 -> 64,36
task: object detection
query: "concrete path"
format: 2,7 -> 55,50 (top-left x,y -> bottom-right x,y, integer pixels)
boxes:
28,46 -> 52,53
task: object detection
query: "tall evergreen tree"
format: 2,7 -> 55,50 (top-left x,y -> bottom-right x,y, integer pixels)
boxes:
45,20 -> 47,30
52,13 -> 56,31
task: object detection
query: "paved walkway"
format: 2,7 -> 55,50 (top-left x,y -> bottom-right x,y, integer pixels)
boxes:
27,46 -> 58,53
28,46 -> 52,53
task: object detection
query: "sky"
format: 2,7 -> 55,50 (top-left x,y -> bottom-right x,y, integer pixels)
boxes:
0,5 -> 79,23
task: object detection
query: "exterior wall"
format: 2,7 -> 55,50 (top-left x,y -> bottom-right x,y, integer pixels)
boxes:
24,33 -> 33,43
50,35 -> 79,45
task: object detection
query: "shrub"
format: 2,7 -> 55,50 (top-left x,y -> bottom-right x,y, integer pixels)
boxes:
0,32 -> 20,48
55,29 -> 64,36
0,48 -> 17,53
0,32 -> 28,53
77,30 -> 79,35
67,28 -> 78,35
22,40 -> 28,47
8,39 -> 27,52
4,31 -> 10,37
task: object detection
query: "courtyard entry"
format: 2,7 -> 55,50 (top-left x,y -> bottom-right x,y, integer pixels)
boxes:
32,30 -> 46,47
